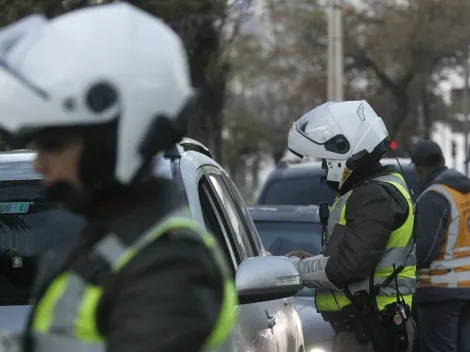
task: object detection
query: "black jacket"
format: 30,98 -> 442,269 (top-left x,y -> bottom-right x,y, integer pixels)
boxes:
414,167 -> 470,303
324,164 -> 410,289
27,179 -> 224,352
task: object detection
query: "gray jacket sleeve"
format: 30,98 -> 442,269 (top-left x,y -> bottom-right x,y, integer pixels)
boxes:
415,191 -> 449,269
325,182 -> 407,289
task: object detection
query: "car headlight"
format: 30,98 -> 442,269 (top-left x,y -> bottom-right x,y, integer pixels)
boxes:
307,340 -> 332,352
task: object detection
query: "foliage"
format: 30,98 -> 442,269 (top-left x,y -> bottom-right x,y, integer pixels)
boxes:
226,1 -> 328,164
222,94 -> 270,174
226,0 -> 470,160
344,0 -> 470,138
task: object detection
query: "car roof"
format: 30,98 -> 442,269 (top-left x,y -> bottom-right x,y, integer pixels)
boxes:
0,150 -> 41,181
248,204 -> 320,223
269,157 -> 413,180
0,150 -> 36,162
0,144 -> 215,182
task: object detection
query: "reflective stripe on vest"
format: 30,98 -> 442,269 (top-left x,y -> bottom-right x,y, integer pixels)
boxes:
416,184 -> 470,288
316,172 -> 416,311
31,207 -> 238,352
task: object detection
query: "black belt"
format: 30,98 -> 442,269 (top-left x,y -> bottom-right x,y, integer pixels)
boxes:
329,318 -> 354,333
321,312 -> 357,333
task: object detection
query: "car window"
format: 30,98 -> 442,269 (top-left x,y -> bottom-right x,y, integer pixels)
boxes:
0,180 -> 84,306
259,176 -> 336,206
220,173 -> 262,255
198,181 -> 237,274
206,173 -> 256,260
253,220 -> 322,256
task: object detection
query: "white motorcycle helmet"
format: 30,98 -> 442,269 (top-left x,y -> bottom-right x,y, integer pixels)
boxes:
0,3 -> 194,188
288,101 -> 390,190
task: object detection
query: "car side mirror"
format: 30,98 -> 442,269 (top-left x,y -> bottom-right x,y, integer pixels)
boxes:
236,256 -> 303,305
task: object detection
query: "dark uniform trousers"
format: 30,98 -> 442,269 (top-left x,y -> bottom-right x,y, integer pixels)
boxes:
332,319 -> 417,352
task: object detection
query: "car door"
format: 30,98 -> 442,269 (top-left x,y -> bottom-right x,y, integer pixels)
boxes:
197,168 -> 279,352
201,166 -> 300,352
216,169 -> 302,352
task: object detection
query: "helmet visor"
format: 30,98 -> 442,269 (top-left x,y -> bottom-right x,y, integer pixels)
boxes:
294,103 -> 344,144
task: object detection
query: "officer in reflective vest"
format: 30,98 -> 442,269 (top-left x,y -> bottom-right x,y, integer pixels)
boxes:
287,100 -> 416,352
411,140 -> 470,352
0,4 -> 237,352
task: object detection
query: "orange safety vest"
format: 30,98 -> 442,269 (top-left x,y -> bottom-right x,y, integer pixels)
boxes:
416,184 -> 470,288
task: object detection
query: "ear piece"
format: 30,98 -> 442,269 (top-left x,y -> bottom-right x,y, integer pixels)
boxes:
336,138 -> 348,152
324,135 -> 350,154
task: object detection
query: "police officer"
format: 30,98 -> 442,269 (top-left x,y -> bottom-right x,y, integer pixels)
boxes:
287,101 -> 416,352
0,3 -> 236,352
411,140 -> 470,352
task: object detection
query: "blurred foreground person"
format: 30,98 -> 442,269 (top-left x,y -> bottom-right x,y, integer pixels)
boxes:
0,3 -> 236,351
411,140 -> 470,352
287,101 -> 416,352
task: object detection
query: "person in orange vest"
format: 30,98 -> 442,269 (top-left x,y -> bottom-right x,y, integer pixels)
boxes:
412,140 -> 470,352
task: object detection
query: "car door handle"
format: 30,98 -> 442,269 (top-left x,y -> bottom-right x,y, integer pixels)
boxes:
265,309 -> 276,329
283,298 -> 291,306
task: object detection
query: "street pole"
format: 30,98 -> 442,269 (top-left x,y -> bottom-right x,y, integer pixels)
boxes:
464,47 -> 469,176
327,0 -> 344,101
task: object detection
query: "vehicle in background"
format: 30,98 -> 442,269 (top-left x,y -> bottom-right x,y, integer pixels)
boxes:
249,204 -> 334,352
0,150 -> 84,328
0,143 -> 305,352
257,156 -> 418,206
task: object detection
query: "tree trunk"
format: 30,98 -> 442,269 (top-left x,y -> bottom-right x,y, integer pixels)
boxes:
231,162 -> 248,199
272,149 -> 285,165
422,91 -> 433,139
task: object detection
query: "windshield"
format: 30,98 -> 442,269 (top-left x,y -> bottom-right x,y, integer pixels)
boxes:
253,221 -> 322,256
259,177 -> 337,206
0,180 -> 84,306
258,167 -> 418,206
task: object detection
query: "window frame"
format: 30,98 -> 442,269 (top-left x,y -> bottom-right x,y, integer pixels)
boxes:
218,171 -> 262,255
197,178 -> 238,273
201,166 -> 256,262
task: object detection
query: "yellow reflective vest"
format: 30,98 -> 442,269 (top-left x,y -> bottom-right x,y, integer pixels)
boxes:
30,207 -> 238,352
315,173 -> 416,312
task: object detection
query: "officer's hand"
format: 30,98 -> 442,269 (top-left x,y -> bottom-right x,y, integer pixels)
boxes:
285,250 -> 313,258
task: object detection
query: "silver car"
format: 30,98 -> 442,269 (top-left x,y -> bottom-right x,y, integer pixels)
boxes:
0,143 -> 305,352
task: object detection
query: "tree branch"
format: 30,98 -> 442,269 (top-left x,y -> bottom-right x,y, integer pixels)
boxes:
351,50 -> 404,100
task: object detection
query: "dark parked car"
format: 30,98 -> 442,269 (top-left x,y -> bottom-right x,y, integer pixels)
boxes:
248,204 -> 334,352
257,157 -> 418,206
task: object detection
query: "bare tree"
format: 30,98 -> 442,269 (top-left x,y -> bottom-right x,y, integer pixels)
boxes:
344,0 -> 470,138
